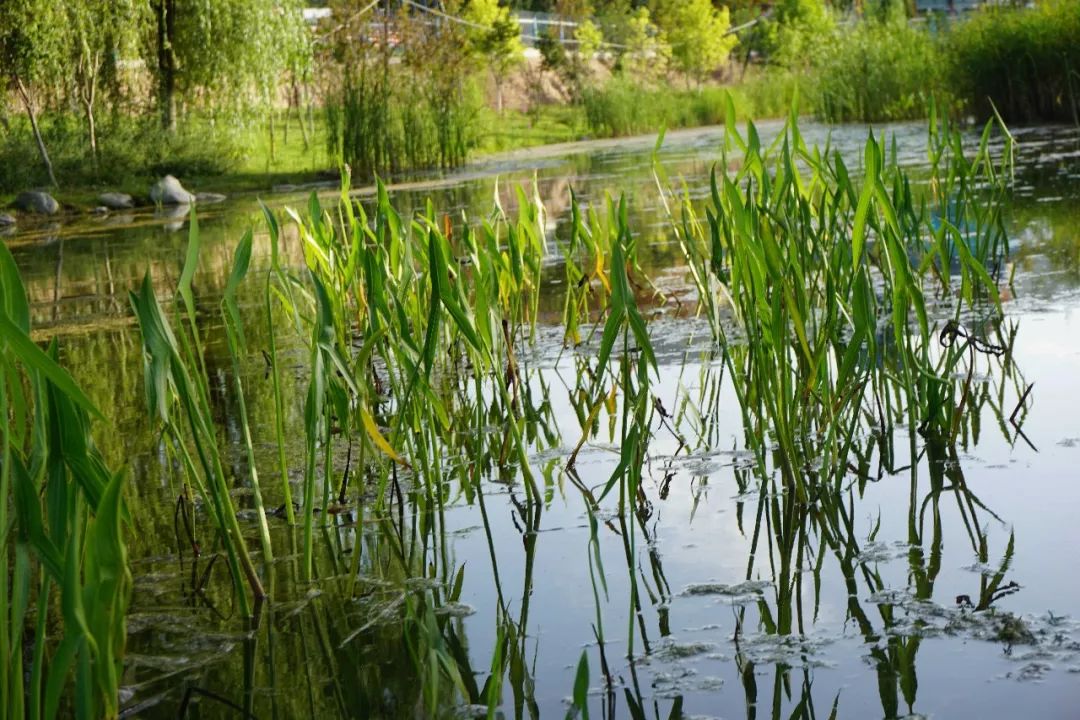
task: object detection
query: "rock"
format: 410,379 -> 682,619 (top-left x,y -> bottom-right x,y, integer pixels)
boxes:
92,206 -> 109,215
194,192 -> 226,204
13,190 -> 59,215
97,192 -> 134,210
0,212 -> 15,226
150,175 -> 195,205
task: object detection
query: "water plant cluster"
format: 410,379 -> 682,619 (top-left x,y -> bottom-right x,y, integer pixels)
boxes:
0,107 -> 1034,716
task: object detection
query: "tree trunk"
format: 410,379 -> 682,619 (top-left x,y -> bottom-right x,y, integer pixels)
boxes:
268,112 -> 276,163
84,98 -> 98,171
155,0 -> 178,132
14,76 -> 58,188
79,53 -> 100,171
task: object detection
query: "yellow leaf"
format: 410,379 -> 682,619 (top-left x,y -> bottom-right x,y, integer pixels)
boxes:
361,407 -> 410,468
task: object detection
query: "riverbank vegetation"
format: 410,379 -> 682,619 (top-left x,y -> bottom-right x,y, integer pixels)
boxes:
0,105 -> 1025,714
0,0 -> 1075,200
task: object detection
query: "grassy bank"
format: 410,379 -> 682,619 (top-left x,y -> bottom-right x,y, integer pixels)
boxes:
2,2 -> 1075,214
0,105 -> 583,212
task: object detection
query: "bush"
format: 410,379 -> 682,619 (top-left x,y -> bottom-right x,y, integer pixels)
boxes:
948,0 -> 1080,123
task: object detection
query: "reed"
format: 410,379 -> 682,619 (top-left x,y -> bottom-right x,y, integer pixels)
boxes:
657,98 -> 1013,497
128,213 -> 265,613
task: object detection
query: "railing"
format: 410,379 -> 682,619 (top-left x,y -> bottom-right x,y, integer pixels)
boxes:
914,0 -> 991,12
514,11 -> 579,44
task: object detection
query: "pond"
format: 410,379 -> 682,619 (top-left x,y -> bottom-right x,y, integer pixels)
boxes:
7,119 -> 1080,719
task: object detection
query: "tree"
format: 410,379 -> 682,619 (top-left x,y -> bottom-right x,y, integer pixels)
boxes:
0,0 -> 66,186
65,0 -> 148,169
619,7 -> 670,81
652,0 -> 738,86
765,0 -> 835,71
574,19 -> 604,60
464,0 -> 525,113
147,0 -> 309,132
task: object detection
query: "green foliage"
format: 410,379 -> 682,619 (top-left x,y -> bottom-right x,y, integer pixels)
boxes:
464,0 -> 524,112
611,7 -> 671,80
948,0 -> 1080,123
0,0 -> 67,84
813,17 -> 946,122
162,0 -> 308,115
582,79 -> 796,136
1,241 -> 131,719
573,18 -> 605,58
761,0 -> 834,70
652,0 -> 738,85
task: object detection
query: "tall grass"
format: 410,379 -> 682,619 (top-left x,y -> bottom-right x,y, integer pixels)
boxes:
581,76 -> 805,138
128,213 -> 266,613
813,18 -> 946,123
948,0 -> 1080,123
660,98 -> 1013,496
327,67 -> 479,179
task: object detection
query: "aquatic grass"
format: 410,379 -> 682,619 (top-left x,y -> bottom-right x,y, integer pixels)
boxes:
221,230 -> 275,566
128,214 -> 265,613
261,201 -> 300,526
656,97 -> 1017,499
99,99 -> 1027,716
1,242 -> 130,719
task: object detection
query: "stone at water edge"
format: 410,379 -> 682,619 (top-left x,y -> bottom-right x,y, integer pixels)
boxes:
13,191 -> 59,215
149,175 -> 195,205
0,212 -> 15,226
98,192 -> 134,210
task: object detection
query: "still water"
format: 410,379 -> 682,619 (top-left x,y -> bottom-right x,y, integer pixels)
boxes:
7,121 -> 1080,718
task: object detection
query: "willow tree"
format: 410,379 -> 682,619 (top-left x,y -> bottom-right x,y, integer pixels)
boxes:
65,0 -> 148,169
0,0 -> 66,186
148,0 -> 309,132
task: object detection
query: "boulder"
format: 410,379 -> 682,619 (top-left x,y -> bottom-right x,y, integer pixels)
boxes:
98,192 -> 134,210
0,212 -> 15,226
194,192 -> 226,204
150,175 -> 195,205
13,191 -> 59,215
